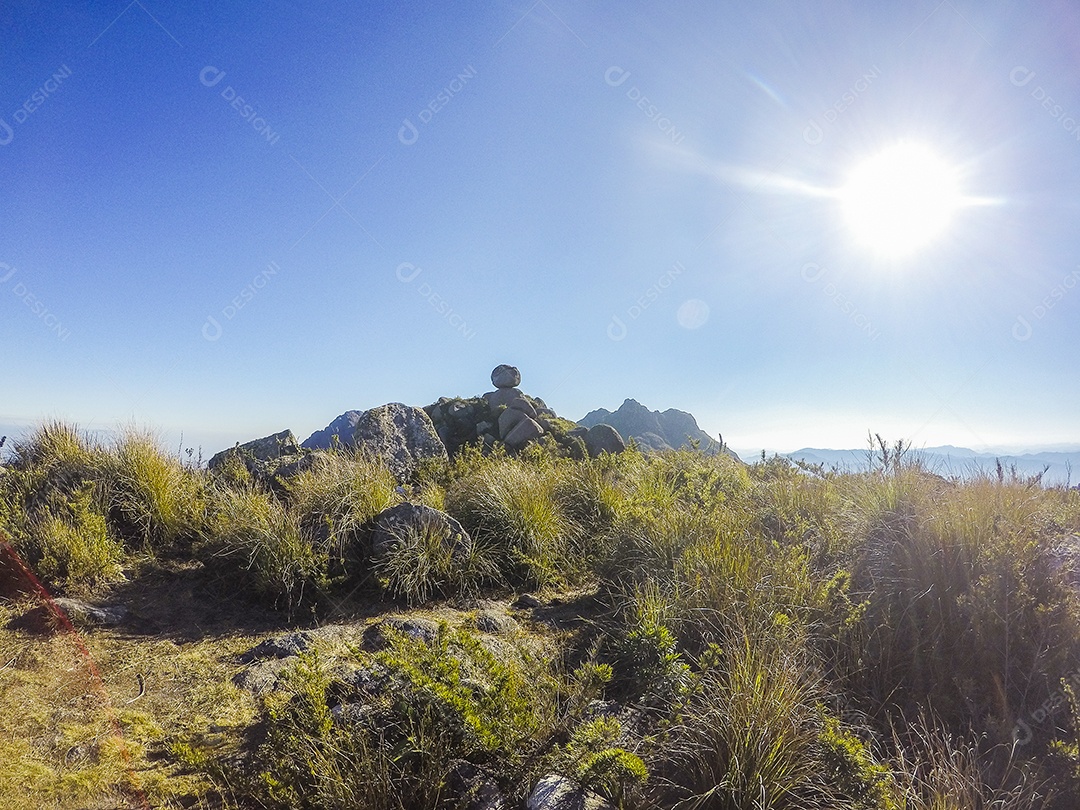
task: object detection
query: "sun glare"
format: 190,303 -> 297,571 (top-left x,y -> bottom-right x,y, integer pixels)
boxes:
839,142 -> 962,258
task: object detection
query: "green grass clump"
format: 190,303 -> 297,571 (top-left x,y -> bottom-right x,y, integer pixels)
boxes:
204,485 -> 320,617
658,623 -> 833,809
30,483 -> 124,590
373,519 -> 498,605
446,453 -> 587,588
283,450 -> 401,577
103,429 -> 206,549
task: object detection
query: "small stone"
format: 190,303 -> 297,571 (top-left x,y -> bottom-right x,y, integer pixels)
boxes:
52,598 -> 129,628
362,617 -> 439,651
475,610 -> 519,635
239,631 -> 316,663
233,658 -> 294,696
491,364 -> 521,388
527,774 -> 612,810
513,593 -> 543,609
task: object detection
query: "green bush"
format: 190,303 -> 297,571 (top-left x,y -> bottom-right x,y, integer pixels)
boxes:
27,483 -> 124,591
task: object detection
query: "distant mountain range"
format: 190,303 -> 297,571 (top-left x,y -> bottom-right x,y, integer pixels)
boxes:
578,398 -> 739,459
785,446 -> 1080,487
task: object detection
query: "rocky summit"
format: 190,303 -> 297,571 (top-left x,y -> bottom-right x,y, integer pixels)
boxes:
579,398 -> 737,459
211,368 -> 745,493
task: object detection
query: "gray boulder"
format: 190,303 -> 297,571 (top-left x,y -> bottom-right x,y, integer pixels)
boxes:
508,397 -> 537,418
208,429 -> 307,487
584,424 -> 626,458
491,364 -> 521,388
527,775 -> 612,810
353,403 -> 447,481
52,598 -> 128,628
302,411 -> 363,450
483,387 -> 524,409
369,502 -> 471,558
504,416 -> 545,449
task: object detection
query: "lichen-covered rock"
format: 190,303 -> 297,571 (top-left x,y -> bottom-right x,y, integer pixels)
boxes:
208,429 -> 308,488
352,403 -> 447,481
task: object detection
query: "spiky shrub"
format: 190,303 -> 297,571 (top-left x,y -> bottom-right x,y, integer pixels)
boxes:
373,520 -> 499,605
557,716 -> 648,808
103,430 -> 206,549
446,454 -> 584,588
204,485 -> 319,617
845,470 -> 1080,741
657,622 -> 834,810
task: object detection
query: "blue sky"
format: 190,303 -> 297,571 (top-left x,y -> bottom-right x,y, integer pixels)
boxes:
2,1 -> 1079,457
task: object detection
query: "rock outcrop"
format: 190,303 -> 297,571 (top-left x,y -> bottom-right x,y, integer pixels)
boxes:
352,403 -> 447,481
207,429 -> 309,487
424,365 -> 588,458
579,398 -> 735,458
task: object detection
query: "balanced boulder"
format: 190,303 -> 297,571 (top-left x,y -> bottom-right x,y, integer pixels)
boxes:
490,364 -> 521,388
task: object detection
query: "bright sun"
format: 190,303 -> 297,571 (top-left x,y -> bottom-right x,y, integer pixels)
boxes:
839,142 -> 962,258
